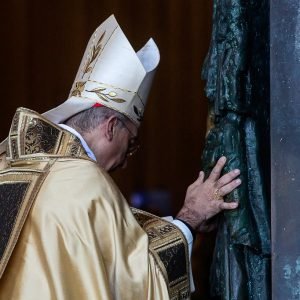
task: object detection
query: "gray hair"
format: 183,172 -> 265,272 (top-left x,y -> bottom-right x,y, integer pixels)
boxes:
65,106 -> 128,134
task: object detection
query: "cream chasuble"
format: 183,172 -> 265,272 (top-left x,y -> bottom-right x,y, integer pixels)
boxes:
0,108 -> 191,300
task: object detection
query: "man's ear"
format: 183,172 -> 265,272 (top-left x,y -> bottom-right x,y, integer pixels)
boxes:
104,116 -> 118,141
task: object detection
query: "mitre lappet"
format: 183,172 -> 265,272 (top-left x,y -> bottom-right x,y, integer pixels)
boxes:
44,14 -> 160,126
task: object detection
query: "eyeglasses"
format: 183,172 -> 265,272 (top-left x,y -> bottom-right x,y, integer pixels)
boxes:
117,119 -> 140,156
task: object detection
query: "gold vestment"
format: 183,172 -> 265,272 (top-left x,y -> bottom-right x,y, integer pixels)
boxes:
0,108 -> 190,300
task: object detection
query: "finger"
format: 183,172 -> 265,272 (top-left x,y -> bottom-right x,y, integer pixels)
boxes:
216,169 -> 240,188
208,156 -> 226,181
219,201 -> 239,210
218,179 -> 241,196
193,171 -> 205,186
197,171 -> 205,183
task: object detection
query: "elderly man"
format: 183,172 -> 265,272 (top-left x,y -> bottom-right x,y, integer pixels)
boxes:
0,15 -> 240,299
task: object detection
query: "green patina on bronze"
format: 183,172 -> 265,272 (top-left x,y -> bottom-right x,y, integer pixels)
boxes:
201,1 -> 270,299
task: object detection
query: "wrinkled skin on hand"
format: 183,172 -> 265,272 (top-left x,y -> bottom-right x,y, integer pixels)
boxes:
176,156 -> 241,232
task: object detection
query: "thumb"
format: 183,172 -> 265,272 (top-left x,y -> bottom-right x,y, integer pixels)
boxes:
219,201 -> 239,210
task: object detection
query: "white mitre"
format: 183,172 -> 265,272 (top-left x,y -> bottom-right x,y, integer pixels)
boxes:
43,14 -> 160,126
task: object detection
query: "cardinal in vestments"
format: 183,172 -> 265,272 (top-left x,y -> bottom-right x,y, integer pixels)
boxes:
0,15 -> 241,300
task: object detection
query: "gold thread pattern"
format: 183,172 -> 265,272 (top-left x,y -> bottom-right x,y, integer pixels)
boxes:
0,108 -> 96,279
83,31 -> 106,74
7,108 -> 91,161
24,118 -> 60,155
87,87 -> 126,103
70,81 -> 86,97
0,164 -> 53,279
131,208 -> 190,300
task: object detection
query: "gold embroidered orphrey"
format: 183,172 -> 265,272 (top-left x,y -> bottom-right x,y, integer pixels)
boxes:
0,108 -> 190,299
132,208 -> 191,299
0,108 -> 91,279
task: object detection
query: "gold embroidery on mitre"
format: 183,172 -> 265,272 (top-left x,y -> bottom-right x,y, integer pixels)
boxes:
87,87 -> 126,103
83,31 -> 106,74
70,81 -> 86,97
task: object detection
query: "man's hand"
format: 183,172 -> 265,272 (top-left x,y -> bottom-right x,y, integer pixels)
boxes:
176,156 -> 241,232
